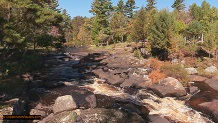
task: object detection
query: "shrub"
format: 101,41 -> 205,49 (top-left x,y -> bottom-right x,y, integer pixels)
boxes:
149,70 -> 166,84
145,58 -> 163,69
160,63 -> 189,86
133,49 -> 143,59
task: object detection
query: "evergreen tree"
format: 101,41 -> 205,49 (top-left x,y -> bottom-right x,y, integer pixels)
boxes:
71,16 -> 86,41
125,0 -> 138,18
116,0 -> 125,14
90,0 -> 113,29
200,0 -> 211,32
132,7 -> 147,42
189,3 -> 202,21
185,20 -> 203,40
146,0 -> 156,11
110,12 -> 126,42
172,0 -> 185,12
91,17 -> 101,45
49,0 -> 61,12
203,22 -> 218,58
151,9 -> 176,59
145,0 -> 157,41
89,0 -> 113,45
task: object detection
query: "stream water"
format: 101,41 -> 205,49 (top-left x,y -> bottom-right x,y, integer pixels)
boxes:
5,47 -> 217,123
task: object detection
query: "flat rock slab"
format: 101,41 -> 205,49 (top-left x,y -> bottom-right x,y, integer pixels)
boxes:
53,95 -> 77,114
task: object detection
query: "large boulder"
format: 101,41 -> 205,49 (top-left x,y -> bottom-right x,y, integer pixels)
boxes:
53,95 -> 77,114
185,67 -> 198,75
199,100 -> 218,123
205,66 -> 218,73
149,77 -> 186,97
205,76 -> 218,91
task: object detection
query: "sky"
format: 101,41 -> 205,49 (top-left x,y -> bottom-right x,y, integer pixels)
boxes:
58,0 -> 218,18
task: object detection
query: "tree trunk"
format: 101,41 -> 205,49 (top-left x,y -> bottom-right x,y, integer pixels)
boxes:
164,49 -> 167,61
33,40 -> 36,51
201,33 -> 204,42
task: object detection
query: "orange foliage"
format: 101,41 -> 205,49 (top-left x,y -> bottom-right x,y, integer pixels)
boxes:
149,70 -> 166,84
145,58 -> 163,69
145,58 -> 166,84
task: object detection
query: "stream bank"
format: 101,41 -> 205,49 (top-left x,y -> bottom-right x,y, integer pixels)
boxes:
1,46 -> 217,123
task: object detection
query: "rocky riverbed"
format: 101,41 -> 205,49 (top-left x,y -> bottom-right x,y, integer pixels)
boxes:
1,46 -> 218,123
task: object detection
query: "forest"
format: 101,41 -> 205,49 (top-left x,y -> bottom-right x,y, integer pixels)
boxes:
0,0 -> 218,77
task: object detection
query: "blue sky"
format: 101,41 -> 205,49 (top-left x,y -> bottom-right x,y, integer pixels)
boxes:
58,0 -> 218,18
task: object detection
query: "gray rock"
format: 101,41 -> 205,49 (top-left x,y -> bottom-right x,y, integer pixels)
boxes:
120,74 -> 144,88
106,74 -> 125,85
189,86 -> 199,95
205,66 -> 218,73
39,113 -> 55,123
149,77 -> 186,97
53,95 -> 77,114
30,109 -> 46,117
85,95 -> 97,108
171,58 -> 179,64
185,67 -> 198,75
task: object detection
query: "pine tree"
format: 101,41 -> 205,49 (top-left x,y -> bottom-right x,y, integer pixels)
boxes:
132,7 -> 147,42
90,0 -> 113,29
116,0 -> 125,14
125,0 -> 138,18
146,0 -> 156,11
145,0 -> 157,42
189,3 -> 201,21
203,22 -> 218,58
151,9 -> 176,59
89,0 -> 113,45
110,12 -> 126,42
49,0 -> 61,12
71,16 -> 86,41
172,0 -> 185,12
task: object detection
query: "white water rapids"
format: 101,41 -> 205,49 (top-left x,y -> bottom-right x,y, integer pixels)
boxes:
84,78 -> 213,123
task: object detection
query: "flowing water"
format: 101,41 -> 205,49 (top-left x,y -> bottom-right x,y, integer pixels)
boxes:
84,78 -> 213,123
